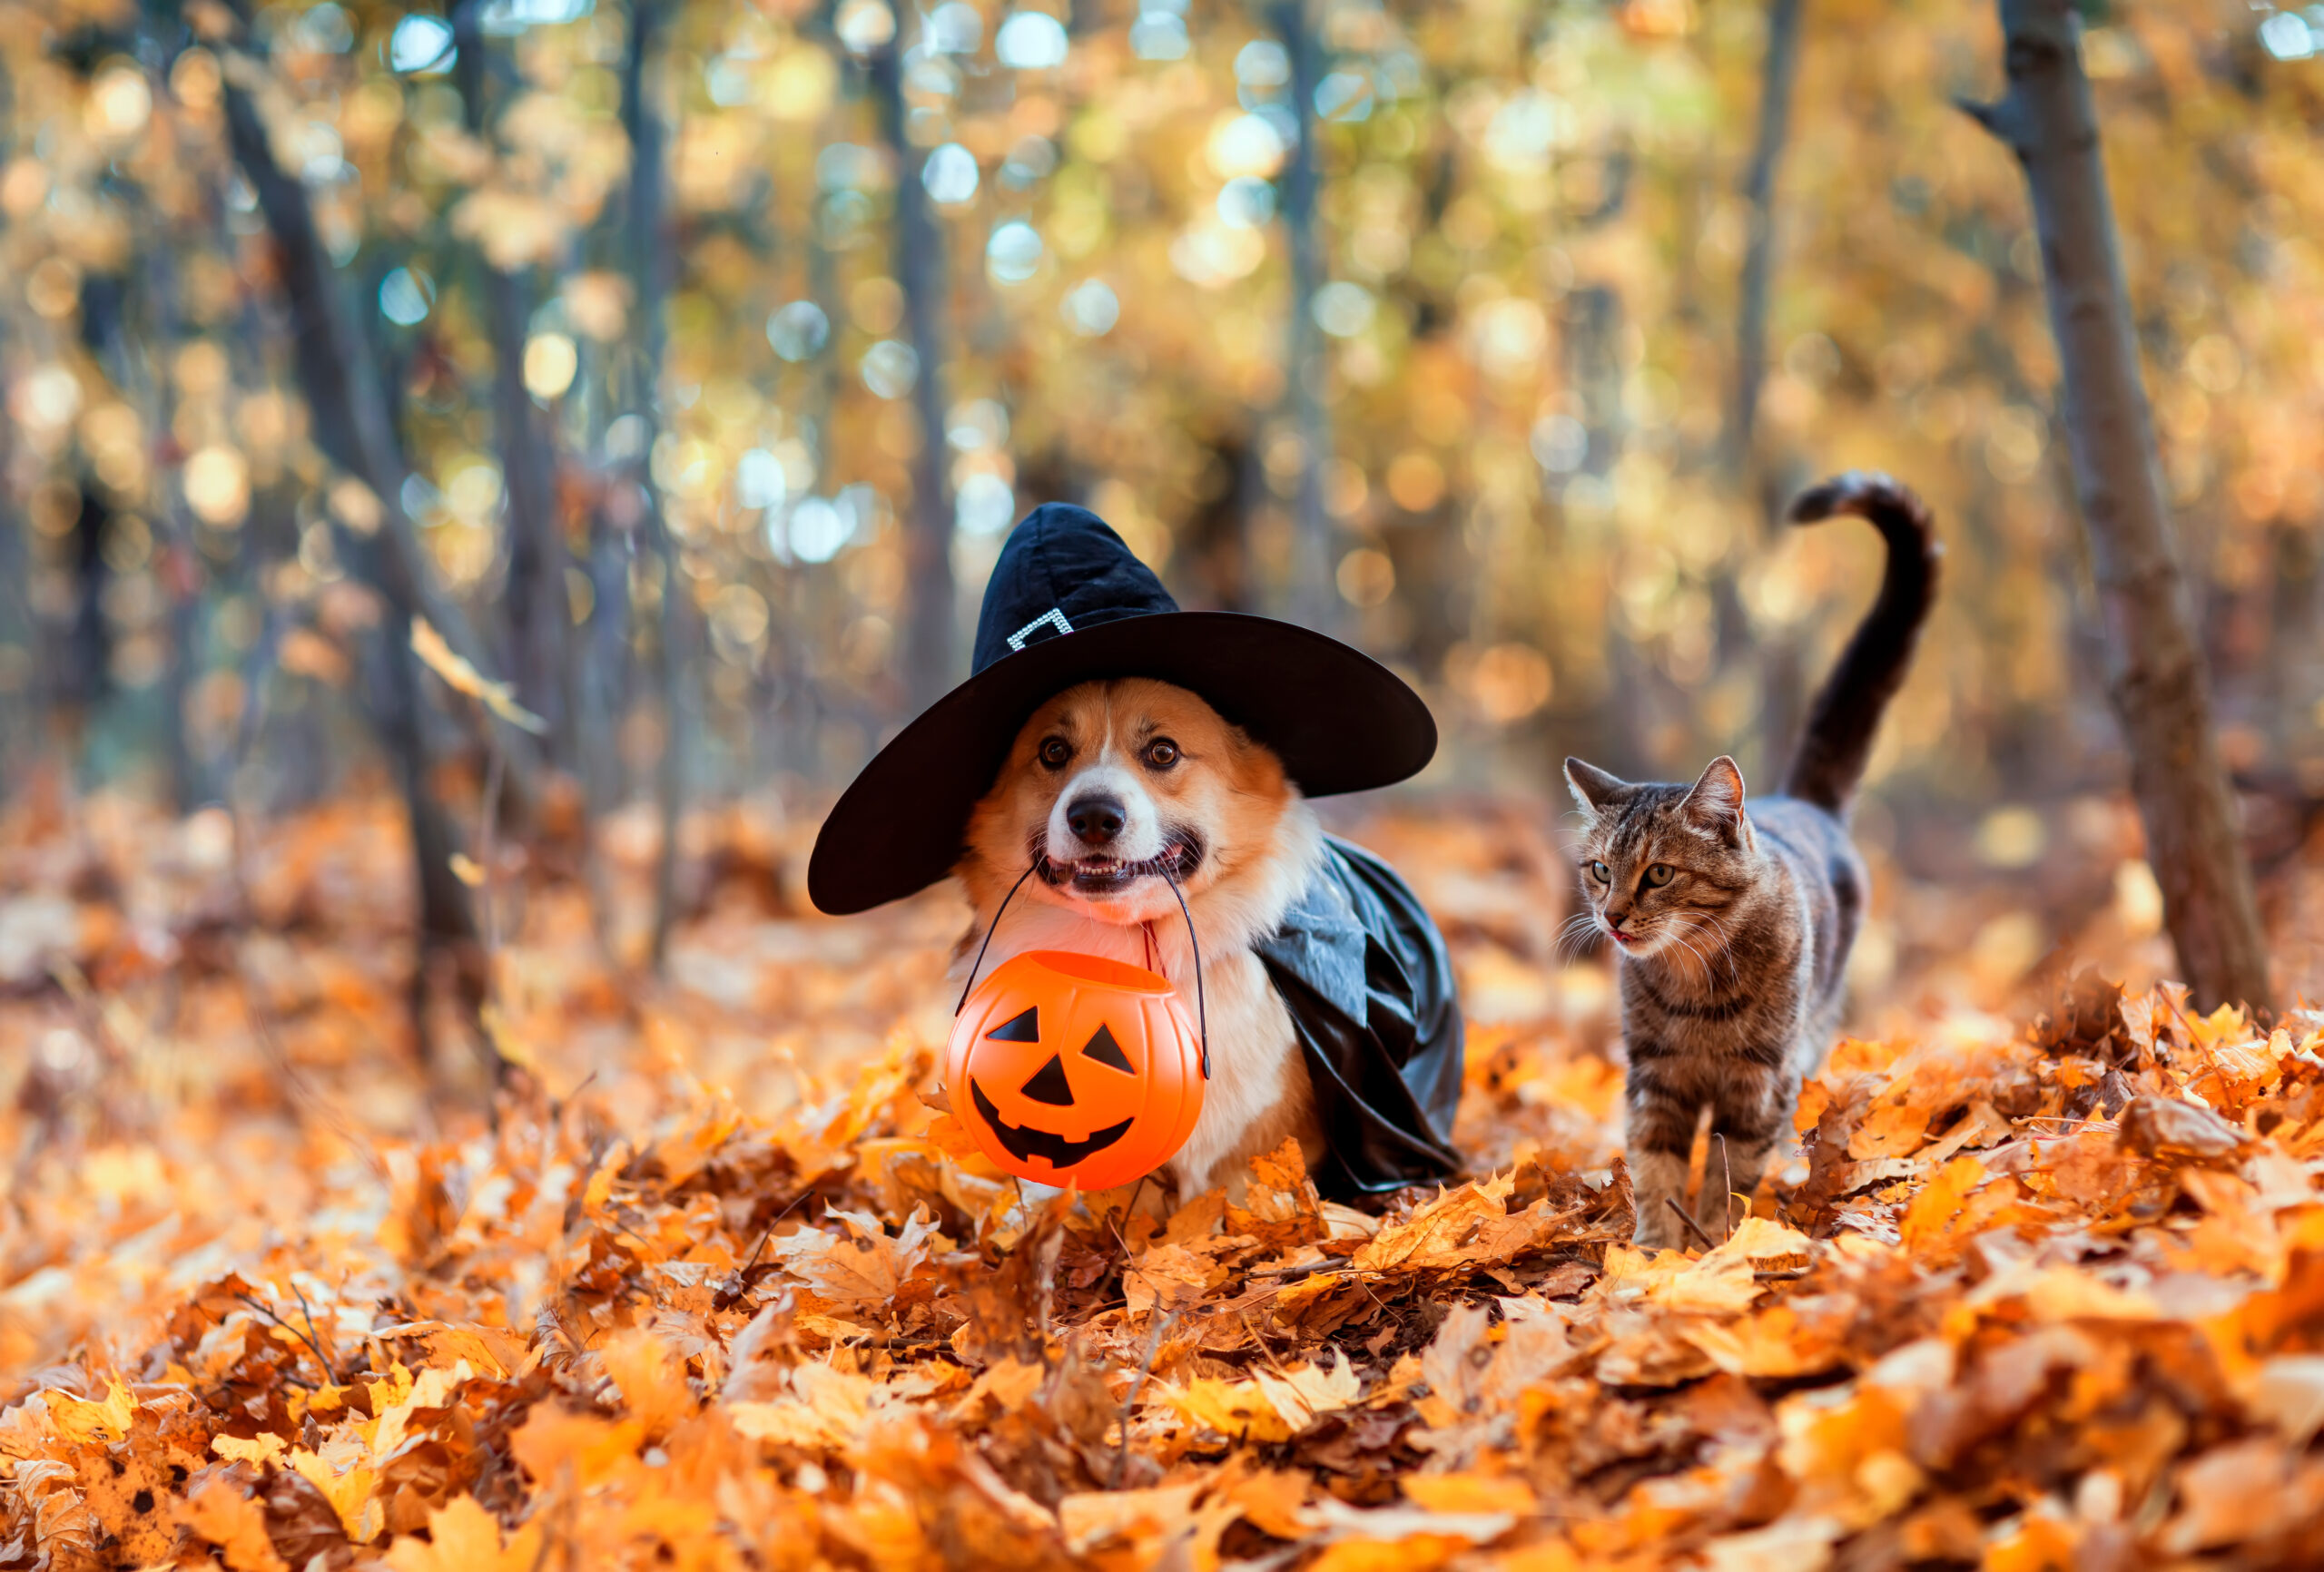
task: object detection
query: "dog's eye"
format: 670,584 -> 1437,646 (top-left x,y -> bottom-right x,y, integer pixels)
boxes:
1588,860 -> 1610,885
1143,738 -> 1179,770
1039,738 -> 1072,771
1646,863 -> 1675,888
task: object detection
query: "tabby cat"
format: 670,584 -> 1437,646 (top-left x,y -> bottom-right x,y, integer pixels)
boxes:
1566,472 -> 1939,1249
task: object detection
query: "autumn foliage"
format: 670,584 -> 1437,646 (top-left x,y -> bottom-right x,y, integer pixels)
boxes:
4,793 -> 2324,1571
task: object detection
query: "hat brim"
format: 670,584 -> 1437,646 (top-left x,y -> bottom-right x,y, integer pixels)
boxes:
807,612 -> 1436,914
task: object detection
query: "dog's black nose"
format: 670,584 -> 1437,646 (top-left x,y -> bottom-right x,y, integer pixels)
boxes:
1066,794 -> 1126,846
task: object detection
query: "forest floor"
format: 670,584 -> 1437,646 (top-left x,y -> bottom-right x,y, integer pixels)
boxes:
7,781 -> 2324,1569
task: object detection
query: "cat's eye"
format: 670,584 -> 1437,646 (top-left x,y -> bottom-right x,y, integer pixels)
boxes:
1646,863 -> 1675,888
1588,860 -> 1610,884
1039,737 -> 1072,770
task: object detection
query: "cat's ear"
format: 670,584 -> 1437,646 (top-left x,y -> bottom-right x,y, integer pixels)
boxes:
1564,758 -> 1626,820
1682,755 -> 1750,846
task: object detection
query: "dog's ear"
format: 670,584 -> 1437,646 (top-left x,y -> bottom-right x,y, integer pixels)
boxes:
1563,758 -> 1626,821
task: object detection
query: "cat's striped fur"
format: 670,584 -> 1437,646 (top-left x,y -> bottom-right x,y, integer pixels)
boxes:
1566,473 -> 1939,1249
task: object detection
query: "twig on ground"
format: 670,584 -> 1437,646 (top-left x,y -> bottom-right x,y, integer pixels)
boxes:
714,1191 -> 812,1312
1239,1309 -> 1294,1379
1247,1257 -> 1349,1282
289,1282 -> 336,1381
1718,1134 -> 1734,1243
236,1291 -> 342,1383
1666,1197 -> 1719,1253
1112,1311 -> 1176,1489
838,1333 -> 951,1350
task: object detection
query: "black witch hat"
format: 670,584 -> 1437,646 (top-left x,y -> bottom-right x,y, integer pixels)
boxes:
807,504 -> 1437,914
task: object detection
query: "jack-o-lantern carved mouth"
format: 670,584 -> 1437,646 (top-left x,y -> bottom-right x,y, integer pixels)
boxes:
969,1077 -> 1136,1169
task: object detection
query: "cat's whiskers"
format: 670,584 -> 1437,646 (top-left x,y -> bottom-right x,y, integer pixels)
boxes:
1555,910 -> 1601,963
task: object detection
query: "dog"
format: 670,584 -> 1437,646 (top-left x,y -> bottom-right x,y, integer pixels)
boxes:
954,677 -> 1326,1200
809,502 -> 1461,1204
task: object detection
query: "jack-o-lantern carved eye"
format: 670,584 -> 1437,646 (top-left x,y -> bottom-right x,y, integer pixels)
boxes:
986,1007 -> 1039,1042
1082,1024 -> 1133,1073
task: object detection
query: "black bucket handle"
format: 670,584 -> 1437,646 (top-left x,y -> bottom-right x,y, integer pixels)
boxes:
953,858 -> 1208,1079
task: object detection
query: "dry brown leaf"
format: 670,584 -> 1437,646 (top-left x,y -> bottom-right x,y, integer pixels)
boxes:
1350,1172 -> 1516,1272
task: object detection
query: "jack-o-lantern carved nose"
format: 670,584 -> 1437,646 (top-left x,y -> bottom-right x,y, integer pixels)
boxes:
1019,1054 -> 1075,1105
1066,795 -> 1125,845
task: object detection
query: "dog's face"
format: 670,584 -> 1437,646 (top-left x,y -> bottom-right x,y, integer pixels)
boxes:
964,678 -> 1291,923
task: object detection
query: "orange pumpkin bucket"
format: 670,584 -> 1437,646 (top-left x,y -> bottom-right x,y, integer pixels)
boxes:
943,864 -> 1208,1190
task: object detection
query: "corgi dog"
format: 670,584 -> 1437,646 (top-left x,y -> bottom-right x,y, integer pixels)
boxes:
807,505 -> 1458,1204
954,677 -> 1326,1199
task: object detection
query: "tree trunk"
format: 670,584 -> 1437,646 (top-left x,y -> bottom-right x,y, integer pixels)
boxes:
454,1 -> 568,742
870,37 -> 959,715
1965,0 -> 2270,1011
619,0 -> 688,972
1723,0 -> 1807,786
1724,0 -> 1804,478
1275,0 -> 1335,633
0,464 -> 27,789
221,94 -> 492,693
219,76 -> 489,1047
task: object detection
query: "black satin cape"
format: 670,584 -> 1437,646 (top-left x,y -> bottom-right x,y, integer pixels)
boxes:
1254,836 -> 1464,1199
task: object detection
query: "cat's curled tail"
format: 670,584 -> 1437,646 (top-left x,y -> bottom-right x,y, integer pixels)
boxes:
1781,472 -> 1941,814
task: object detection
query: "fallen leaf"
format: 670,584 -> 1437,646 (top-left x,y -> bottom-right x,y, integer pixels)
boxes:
176,1474 -> 291,1572
45,1378 -> 135,1445
384,1494 -> 543,1572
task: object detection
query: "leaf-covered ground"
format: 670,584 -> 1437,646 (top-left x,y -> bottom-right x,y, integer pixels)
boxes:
6,789 -> 2324,1570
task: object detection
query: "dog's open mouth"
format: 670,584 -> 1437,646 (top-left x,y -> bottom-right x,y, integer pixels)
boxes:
970,1079 -> 1134,1168
1039,840 -> 1204,897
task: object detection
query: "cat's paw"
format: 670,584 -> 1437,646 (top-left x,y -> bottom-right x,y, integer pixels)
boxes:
1630,1213 -> 1687,1253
